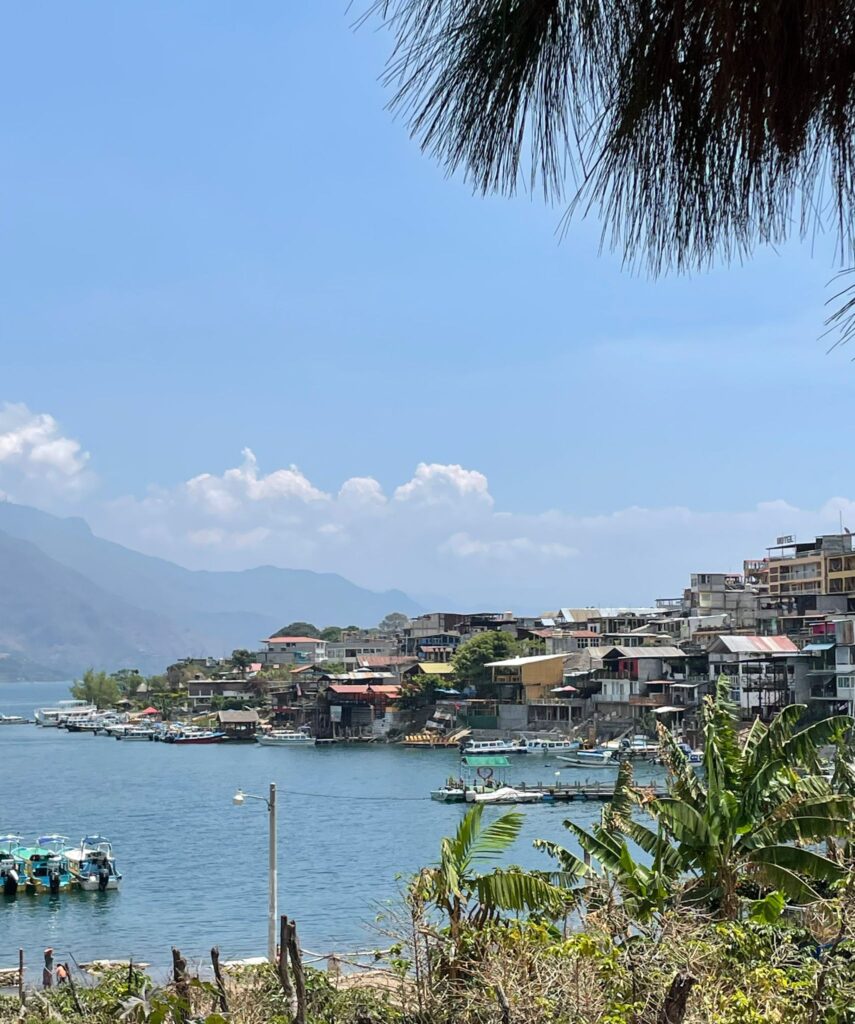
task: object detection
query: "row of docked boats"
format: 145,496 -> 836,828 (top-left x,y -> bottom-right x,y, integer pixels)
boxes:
1,835 -> 121,895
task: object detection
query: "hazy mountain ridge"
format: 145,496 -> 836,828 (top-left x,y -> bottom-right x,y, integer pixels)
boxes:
0,502 -> 421,680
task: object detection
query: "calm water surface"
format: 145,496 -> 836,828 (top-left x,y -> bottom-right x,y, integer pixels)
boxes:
0,682 -> 661,969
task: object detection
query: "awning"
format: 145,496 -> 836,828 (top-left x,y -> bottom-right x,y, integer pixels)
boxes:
551,685 -> 579,693
436,688 -> 461,695
802,642 -> 835,652
669,682 -> 700,689
653,705 -> 683,714
139,707 -> 159,715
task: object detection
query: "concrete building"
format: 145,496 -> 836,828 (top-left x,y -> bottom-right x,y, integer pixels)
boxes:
834,618 -> 855,714
706,635 -> 801,719
324,633 -> 398,670
260,635 -> 328,667
484,653 -> 568,702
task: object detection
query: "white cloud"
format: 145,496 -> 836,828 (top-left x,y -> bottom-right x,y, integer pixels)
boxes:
0,402 -> 92,502
393,462 -> 492,506
78,444 -> 855,610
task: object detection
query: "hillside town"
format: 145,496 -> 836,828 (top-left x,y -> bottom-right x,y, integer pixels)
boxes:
112,530 -> 855,746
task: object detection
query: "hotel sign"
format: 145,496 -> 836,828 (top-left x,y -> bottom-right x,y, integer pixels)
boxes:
776,535 -> 794,545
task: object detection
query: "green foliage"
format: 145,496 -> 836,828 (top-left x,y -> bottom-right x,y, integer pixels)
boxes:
378,612 -> 409,633
275,621 -> 320,638
542,676 -> 855,920
451,631 -> 520,685
321,660 -> 346,675
319,626 -> 342,642
70,668 -> 121,708
230,649 -> 254,675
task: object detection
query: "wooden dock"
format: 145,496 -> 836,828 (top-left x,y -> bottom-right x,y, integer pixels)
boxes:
514,781 -> 664,802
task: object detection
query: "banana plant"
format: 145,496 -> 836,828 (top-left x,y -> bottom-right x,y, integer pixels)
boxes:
541,678 -> 854,920
412,803 -> 575,948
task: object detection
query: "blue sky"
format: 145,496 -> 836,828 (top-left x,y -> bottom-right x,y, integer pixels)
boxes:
1,3 -> 853,610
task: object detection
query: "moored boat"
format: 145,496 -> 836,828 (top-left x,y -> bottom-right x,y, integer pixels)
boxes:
460,738 -> 526,755
116,726 -> 156,741
22,836 -> 76,893
170,728 -> 226,744
256,729 -> 313,747
522,736 -> 581,754
0,835 -> 27,895
35,700 -> 97,727
65,836 -> 122,891
557,748 -> 621,769
472,786 -> 542,804
0,714 -> 27,725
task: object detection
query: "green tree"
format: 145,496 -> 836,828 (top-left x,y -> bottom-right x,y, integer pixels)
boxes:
320,626 -> 343,642
230,649 -> 254,676
321,660 -> 347,675
414,804 -> 569,954
378,612 -> 409,633
110,668 -> 141,697
375,3 -> 855,340
540,679 -> 854,921
274,621 -> 320,638
70,669 -> 121,709
452,631 -> 519,686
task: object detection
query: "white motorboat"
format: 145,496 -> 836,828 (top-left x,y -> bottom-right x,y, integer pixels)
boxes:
35,700 -> 97,727
0,714 -> 27,725
116,726 -> 155,741
522,737 -> 581,754
471,786 -> 542,804
558,748 -> 621,769
65,836 -> 121,891
460,738 -> 526,755
430,785 -> 466,803
256,729 -> 313,747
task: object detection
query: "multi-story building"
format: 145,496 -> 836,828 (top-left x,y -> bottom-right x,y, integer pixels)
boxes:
740,534 -> 855,638
260,634 -> 328,667
834,618 -> 855,714
706,635 -> 801,720
324,633 -> 399,670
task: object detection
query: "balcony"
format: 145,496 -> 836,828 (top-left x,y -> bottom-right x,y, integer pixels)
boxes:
656,598 -> 684,610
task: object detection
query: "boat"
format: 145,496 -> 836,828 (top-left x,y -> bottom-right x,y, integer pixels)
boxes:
460,738 -> 526,755
521,736 -> 581,754
557,748 -> 621,769
116,726 -> 156,741
170,728 -> 226,745
431,754 -> 517,803
603,734 -> 660,758
472,786 -> 543,804
65,836 -> 122,891
22,836 -> 76,893
34,700 -> 97,727
0,835 -> 27,895
256,729 -> 313,747
0,714 -> 27,725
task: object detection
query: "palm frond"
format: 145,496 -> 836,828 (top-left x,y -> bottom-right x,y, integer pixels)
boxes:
533,838 -> 592,880
374,0 -> 855,277
453,805 -> 524,875
651,798 -> 711,849
475,867 -> 573,915
782,716 -> 854,770
750,845 -> 848,888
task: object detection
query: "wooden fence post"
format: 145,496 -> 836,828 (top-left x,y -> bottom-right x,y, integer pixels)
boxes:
171,947 -> 190,1024
18,949 -> 24,1005
210,948 -> 229,1014
285,917 -> 306,1024
657,972 -> 697,1024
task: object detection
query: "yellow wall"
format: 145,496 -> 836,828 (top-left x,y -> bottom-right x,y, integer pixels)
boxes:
521,659 -> 565,700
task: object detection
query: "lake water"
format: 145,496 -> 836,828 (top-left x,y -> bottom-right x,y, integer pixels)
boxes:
0,682 -> 661,972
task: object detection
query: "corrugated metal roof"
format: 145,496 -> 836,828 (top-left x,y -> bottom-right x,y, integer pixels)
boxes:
712,635 -> 798,654
802,642 -> 835,652
485,654 -> 568,667
216,710 -> 259,723
417,663 -> 455,675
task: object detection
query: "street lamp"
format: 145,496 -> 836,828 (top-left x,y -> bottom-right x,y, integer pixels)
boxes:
233,783 -> 277,962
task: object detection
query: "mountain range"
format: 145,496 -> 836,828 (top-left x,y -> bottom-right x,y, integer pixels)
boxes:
0,501 -> 422,680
